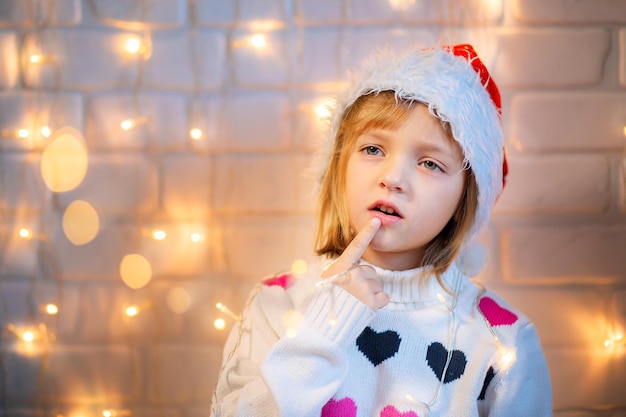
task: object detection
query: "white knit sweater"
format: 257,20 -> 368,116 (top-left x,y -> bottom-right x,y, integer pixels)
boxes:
211,261 -> 552,417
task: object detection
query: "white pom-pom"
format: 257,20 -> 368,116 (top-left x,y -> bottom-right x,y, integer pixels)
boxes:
456,242 -> 488,277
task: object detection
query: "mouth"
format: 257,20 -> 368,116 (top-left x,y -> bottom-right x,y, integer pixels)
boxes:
369,201 -> 403,219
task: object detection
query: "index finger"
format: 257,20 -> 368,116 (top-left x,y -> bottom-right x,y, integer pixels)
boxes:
336,218 -> 381,269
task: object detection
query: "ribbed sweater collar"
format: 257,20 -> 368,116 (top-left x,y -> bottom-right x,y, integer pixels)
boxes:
362,261 -> 465,308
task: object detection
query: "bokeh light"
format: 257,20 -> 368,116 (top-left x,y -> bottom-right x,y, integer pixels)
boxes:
40,126 -> 88,192
119,254 -> 152,289
166,287 -> 192,314
62,200 -> 100,245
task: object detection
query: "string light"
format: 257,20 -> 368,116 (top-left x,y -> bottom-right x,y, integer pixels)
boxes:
189,128 -> 203,140
249,34 -> 267,49
19,228 -> 34,239
28,53 -> 55,64
102,409 -> 131,417
44,304 -> 59,315
41,126 -> 52,138
214,318 -> 226,330
190,232 -> 205,243
124,305 -> 140,317
120,116 -> 148,131
604,331 -> 625,349
314,101 -> 333,120
151,229 -> 166,241
388,0 -> 416,11
17,128 -> 30,139
7,324 -> 37,343
216,302 -> 241,321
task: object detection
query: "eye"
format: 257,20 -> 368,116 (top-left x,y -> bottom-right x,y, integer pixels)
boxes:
361,145 -> 383,156
419,160 -> 442,171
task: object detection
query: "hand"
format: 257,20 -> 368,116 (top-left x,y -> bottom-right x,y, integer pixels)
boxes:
321,218 -> 390,310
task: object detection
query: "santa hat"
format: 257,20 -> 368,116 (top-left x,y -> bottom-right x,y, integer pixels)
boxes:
316,44 -> 507,276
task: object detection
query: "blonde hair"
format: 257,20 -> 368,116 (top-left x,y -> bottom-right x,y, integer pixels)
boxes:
315,91 -> 479,281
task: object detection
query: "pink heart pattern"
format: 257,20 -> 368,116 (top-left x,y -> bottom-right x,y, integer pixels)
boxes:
321,397 -> 357,417
380,405 -> 419,417
262,273 -> 294,289
478,296 -> 518,326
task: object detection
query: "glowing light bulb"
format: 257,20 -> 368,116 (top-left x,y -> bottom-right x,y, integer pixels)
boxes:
45,304 -> 59,315
30,54 -> 43,64
124,305 -> 140,317
498,347 -> 516,370
214,318 -> 226,330
120,119 -> 135,131
249,34 -> 267,49
315,102 -> 333,120
22,330 -> 35,343
103,411 -> 113,417
151,229 -> 166,240
41,126 -> 52,137
189,128 -> 203,140
190,232 -> 204,242
216,302 -> 241,321
125,37 -> 142,54
19,228 -> 33,239
17,128 -> 30,138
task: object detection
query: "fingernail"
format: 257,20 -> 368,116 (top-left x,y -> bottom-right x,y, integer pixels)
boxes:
371,218 -> 381,227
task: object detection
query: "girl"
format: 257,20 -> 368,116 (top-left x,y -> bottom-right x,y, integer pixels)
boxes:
211,44 -> 552,417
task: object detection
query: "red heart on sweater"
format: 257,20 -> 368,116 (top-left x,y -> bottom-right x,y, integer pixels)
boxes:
322,397 -> 357,417
380,405 -> 419,417
262,273 -> 294,289
478,296 -> 518,326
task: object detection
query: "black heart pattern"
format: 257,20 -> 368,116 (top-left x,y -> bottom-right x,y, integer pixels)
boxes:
426,342 -> 467,383
478,366 -> 496,400
356,326 -> 401,366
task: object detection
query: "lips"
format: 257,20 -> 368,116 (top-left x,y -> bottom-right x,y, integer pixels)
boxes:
369,201 -> 403,219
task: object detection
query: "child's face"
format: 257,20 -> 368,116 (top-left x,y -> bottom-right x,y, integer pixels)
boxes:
345,102 -> 466,271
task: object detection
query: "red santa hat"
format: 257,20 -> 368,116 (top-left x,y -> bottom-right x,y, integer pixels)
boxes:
315,43 -> 507,275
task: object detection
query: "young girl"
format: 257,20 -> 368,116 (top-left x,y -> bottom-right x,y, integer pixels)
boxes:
211,44 -> 552,417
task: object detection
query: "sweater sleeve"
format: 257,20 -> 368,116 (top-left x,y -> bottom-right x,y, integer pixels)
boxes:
484,322 -> 553,417
210,279 -> 375,417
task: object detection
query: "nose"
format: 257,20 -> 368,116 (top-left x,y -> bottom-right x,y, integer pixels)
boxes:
379,157 -> 408,193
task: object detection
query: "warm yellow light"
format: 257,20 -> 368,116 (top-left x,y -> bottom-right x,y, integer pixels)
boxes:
190,232 -> 205,242
40,126 -> 88,193
63,200 -> 100,245
151,229 -> 166,240
216,302 -> 241,321
22,330 -> 36,343
45,304 -> 59,315
388,0 -> 415,10
30,54 -> 43,64
189,128 -> 203,140
124,305 -> 140,317
102,411 -> 113,417
166,287 -> 192,314
40,126 -> 52,137
314,100 -> 334,120
498,347 -> 516,370
119,254 -> 152,289
214,318 -> 226,330
623,126 -> 626,137
291,259 -> 308,277
249,34 -> 267,49
19,228 -> 33,239
125,37 -> 142,54
120,119 -> 135,131
17,128 -> 29,138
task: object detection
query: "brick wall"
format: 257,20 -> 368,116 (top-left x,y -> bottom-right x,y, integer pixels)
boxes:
0,0 -> 624,416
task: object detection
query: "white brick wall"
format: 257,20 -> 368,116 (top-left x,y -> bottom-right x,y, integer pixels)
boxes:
0,0 -> 624,416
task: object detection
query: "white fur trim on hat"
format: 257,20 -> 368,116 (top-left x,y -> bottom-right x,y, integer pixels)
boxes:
314,45 -> 504,276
